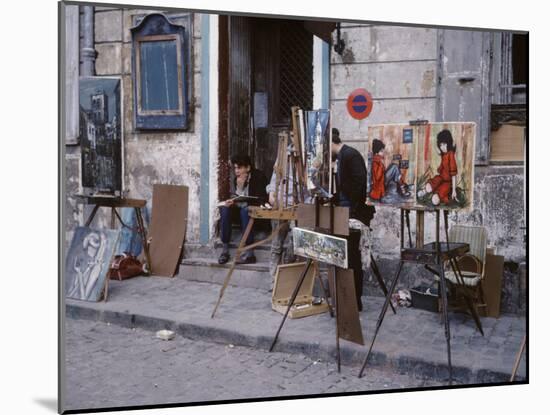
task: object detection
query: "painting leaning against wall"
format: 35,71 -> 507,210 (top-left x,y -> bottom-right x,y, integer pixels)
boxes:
65,227 -> 120,302
415,122 -> 476,211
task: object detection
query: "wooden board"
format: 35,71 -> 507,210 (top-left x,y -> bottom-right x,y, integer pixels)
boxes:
272,262 -> 316,306
490,125 -> 525,162
328,268 -> 364,346
148,184 -> 189,277
481,253 -> 504,318
296,204 -> 349,236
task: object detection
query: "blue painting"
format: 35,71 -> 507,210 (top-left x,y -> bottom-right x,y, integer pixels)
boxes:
305,110 -> 331,198
65,227 -> 120,301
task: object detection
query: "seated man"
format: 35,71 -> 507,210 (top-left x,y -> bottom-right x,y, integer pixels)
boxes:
218,154 -> 268,265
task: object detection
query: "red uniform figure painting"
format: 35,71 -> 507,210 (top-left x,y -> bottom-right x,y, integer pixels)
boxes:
417,130 -> 457,205
416,123 -> 475,210
367,126 -> 416,207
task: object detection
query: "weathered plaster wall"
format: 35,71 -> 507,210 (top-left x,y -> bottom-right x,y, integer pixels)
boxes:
66,7 -> 204,243
330,24 -> 526,313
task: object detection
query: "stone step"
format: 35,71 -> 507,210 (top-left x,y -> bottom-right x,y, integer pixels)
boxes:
183,242 -> 274,263
178,257 -> 271,291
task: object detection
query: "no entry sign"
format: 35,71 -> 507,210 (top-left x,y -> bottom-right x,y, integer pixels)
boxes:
347,88 -> 373,120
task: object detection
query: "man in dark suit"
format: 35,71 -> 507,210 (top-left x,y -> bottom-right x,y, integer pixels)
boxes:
331,128 -> 375,311
218,154 -> 268,265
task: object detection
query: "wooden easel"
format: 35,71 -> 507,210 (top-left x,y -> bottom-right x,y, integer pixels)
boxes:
211,131 -> 326,318
74,194 -> 152,302
358,208 -> 484,383
269,196 -> 348,371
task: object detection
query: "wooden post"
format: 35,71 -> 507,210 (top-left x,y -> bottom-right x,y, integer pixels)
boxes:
416,210 -> 425,248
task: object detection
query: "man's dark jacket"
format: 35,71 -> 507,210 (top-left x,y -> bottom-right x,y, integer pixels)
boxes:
232,168 -> 268,206
336,144 -> 375,226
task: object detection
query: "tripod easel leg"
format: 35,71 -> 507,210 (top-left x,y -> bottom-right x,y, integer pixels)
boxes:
370,254 -> 396,314
332,267 -> 341,372
316,272 -> 334,317
270,258 -> 313,352
358,260 -> 403,378
438,261 -> 453,384
211,218 -> 255,318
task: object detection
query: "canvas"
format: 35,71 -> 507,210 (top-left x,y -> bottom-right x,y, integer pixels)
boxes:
304,110 -> 331,198
293,227 -> 348,269
415,122 -> 476,210
79,76 -> 123,194
65,227 -> 120,302
367,124 -> 417,208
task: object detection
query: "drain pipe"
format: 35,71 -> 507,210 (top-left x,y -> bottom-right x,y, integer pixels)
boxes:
80,5 -> 96,76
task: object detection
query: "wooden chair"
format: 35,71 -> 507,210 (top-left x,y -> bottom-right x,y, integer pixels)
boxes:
437,225 -> 489,315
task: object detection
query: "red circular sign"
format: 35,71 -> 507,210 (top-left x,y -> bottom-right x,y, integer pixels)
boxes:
347,88 -> 373,120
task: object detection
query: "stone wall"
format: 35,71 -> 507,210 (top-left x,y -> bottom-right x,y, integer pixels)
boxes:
65,7 -> 204,244
330,24 -> 526,313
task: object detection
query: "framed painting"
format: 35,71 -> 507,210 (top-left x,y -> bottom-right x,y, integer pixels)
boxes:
65,227 -> 120,302
293,227 -> 348,268
367,124 -> 418,208
415,122 -> 476,210
79,76 -> 124,195
304,109 -> 331,198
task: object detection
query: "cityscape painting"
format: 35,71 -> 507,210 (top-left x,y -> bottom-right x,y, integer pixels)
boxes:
304,109 -> 331,198
79,76 -> 123,194
293,227 -> 348,269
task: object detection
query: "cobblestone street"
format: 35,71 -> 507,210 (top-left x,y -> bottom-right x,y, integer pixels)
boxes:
64,318 -> 443,411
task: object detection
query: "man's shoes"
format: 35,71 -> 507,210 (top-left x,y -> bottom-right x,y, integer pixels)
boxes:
218,252 -> 230,264
235,254 -> 257,265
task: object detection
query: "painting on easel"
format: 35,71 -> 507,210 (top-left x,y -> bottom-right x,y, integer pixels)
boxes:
366,124 -> 417,207
415,122 -> 476,210
293,227 -> 348,269
79,76 -> 123,195
304,110 -> 331,198
65,227 -> 120,301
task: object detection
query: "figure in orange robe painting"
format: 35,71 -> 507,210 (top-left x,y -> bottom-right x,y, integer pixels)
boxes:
417,129 -> 458,206
369,139 -> 410,201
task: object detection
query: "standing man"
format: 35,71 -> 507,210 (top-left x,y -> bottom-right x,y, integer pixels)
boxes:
218,154 -> 268,265
331,128 -> 375,311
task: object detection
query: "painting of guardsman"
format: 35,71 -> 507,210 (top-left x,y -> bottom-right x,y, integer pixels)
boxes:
79,77 -> 123,194
304,110 -> 331,198
415,123 -> 476,210
65,227 -> 120,302
293,227 -> 348,269
367,124 -> 417,207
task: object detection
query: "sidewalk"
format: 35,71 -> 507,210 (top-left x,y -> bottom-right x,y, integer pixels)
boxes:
65,275 -> 527,384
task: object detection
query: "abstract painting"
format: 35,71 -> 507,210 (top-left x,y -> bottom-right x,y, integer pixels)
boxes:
304,109 -> 331,198
293,227 -> 348,269
80,76 -> 123,194
65,227 -> 120,301
367,124 -> 417,207
415,122 -> 476,210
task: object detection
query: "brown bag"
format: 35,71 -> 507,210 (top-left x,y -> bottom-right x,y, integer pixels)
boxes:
108,253 -> 143,280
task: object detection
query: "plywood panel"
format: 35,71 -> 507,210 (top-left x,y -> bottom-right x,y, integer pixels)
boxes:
149,184 -> 189,277
490,125 -> 525,162
328,267 -> 364,345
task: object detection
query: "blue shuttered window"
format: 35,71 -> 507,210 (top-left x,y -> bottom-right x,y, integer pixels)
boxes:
131,14 -> 189,130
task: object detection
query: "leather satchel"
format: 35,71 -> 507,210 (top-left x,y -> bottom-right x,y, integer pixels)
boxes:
108,253 -> 143,280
